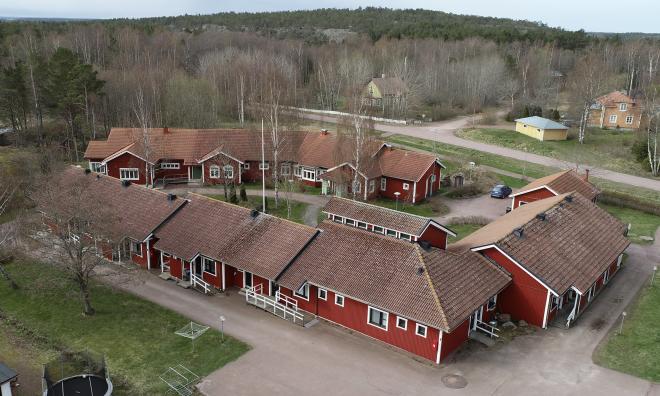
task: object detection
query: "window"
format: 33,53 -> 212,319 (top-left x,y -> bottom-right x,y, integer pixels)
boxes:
619,103 -> 628,111
550,296 -> 559,310
293,165 -> 301,176
130,240 -> 142,257
243,162 -> 250,170
603,269 -> 610,285
373,225 -> 384,234
386,229 -> 397,237
89,162 -> 106,173
402,183 -> 410,191
259,161 -> 269,170
368,306 -> 388,330
335,294 -> 345,307
333,215 -> 344,223
160,162 -> 180,170
318,288 -> 327,300
295,283 -> 310,300
380,177 -> 387,191
625,115 -> 634,124
357,221 -> 368,229
302,168 -> 316,181
587,286 -> 594,302
119,168 -> 139,181
353,181 -> 361,193
415,323 -> 427,338
203,257 -> 216,275
223,165 -> 234,179
345,218 -> 355,226
487,295 -> 497,311
396,316 -> 408,330
281,163 -> 291,176
369,179 -> 375,193
399,233 -> 412,241
609,114 -> 618,123
209,165 -> 220,179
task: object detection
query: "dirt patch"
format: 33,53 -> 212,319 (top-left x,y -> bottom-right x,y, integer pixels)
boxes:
442,374 -> 468,389
590,318 -> 607,331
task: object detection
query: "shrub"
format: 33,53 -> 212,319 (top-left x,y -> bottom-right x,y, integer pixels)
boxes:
599,191 -> 660,216
239,184 -> 248,202
444,184 -> 484,198
447,215 -> 490,226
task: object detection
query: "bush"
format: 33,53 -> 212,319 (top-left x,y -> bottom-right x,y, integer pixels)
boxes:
239,184 -> 248,202
599,191 -> 660,216
447,215 -> 491,226
444,184 -> 484,198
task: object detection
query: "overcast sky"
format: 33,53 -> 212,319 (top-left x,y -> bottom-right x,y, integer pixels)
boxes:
1,0 -> 658,34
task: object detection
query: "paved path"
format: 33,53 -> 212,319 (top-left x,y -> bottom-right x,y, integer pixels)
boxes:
103,243 -> 659,396
301,112 -> 660,191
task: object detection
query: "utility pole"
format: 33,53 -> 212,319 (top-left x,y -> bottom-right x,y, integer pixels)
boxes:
261,119 -> 266,213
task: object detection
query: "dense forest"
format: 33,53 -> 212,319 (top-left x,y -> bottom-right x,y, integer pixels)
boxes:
0,8 -> 658,168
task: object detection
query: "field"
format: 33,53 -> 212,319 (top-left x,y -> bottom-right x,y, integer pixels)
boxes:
457,127 -> 646,177
0,260 -> 249,394
205,194 -> 308,224
600,204 -> 660,245
595,282 -> 660,382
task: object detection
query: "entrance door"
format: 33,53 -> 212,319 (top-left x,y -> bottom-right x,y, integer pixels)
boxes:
270,281 -> 279,297
190,165 -> 203,181
244,271 -> 253,288
194,258 -> 202,277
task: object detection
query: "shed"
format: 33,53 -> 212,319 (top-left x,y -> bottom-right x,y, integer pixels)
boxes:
514,116 -> 568,141
0,362 -> 17,396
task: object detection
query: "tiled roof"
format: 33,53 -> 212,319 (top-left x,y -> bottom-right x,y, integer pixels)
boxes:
514,169 -> 600,201
322,197 -> 455,237
279,221 -> 509,331
595,91 -> 636,107
44,166 -> 186,241
377,147 -> 441,182
450,193 -> 629,295
0,362 -> 17,384
153,194 -> 318,280
514,116 -> 568,130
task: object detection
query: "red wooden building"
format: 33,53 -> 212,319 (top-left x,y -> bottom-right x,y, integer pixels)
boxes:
277,221 -> 510,364
450,193 -> 629,328
510,169 -> 600,209
84,128 -> 444,204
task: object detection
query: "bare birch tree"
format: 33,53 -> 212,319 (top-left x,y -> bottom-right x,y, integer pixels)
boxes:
569,51 -> 606,144
640,46 -> 660,176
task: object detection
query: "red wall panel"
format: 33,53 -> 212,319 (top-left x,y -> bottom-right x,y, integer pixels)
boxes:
202,261 -> 221,288
106,153 -> 149,185
513,188 -> 555,209
202,158 -> 242,185
440,319 -> 469,361
419,226 -> 448,250
131,241 -> 149,268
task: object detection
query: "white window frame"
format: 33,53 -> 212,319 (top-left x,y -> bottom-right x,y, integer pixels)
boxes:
550,295 -> 559,310
357,221 -> 368,229
587,286 -> 595,303
295,283 -> 310,301
399,233 -> 412,241
243,162 -> 250,170
625,115 -> 634,124
402,183 -> 410,191
373,225 -> 384,234
209,165 -> 220,179
369,179 -> 375,193
386,229 -> 397,237
160,162 -> 180,170
293,165 -> 301,176
345,218 -> 355,226
89,162 -> 106,173
609,114 -> 618,123
202,257 -> 216,275
318,288 -> 327,301
415,323 -> 427,338
335,294 -> 345,307
223,164 -> 234,179
353,180 -> 361,193
396,316 -> 408,330
281,163 -> 291,176
333,215 -> 344,224
259,161 -> 269,170
367,306 -> 389,330
119,168 -> 139,181
130,240 -> 142,257
487,295 -> 497,311
380,177 -> 387,191
603,268 -> 610,285
619,103 -> 627,111
302,167 -> 316,181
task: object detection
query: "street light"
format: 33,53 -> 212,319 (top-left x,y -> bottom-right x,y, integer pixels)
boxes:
618,311 -> 627,335
394,192 -> 401,211
219,315 -> 226,342
652,266 -> 658,286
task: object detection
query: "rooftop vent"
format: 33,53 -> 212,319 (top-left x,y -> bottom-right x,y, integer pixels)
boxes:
416,267 -> 425,276
418,240 -> 432,251
84,168 -> 91,174
536,213 -> 546,221
167,193 -> 177,201
564,195 -> 573,203
513,227 -> 524,239
121,180 -> 131,187
250,209 -> 260,218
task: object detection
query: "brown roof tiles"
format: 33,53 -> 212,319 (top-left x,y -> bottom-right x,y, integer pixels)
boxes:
514,169 -> 600,201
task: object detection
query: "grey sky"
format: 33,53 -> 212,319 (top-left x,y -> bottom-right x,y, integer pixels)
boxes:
1,0 -> 658,34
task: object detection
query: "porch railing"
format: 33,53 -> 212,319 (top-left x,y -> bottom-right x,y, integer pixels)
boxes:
475,320 -> 500,338
275,291 -> 298,311
191,273 -> 211,294
245,285 -> 304,324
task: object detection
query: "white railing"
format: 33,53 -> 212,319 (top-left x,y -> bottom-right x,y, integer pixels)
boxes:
475,320 -> 500,338
191,273 -> 211,294
245,285 -> 304,324
275,291 -> 298,311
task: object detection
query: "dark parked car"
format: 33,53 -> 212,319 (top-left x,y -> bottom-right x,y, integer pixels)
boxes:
490,184 -> 512,199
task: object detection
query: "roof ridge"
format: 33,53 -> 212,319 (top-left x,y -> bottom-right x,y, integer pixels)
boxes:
321,220 -> 417,245
414,244 -> 450,330
329,196 -> 432,222
73,165 -> 174,198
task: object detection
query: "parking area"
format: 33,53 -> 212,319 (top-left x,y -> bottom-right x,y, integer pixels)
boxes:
436,193 -> 512,223
107,242 -> 659,396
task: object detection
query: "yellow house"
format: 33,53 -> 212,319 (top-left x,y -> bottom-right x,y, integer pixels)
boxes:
514,116 -> 568,141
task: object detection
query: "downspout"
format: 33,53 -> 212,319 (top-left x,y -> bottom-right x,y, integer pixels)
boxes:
412,182 -> 417,204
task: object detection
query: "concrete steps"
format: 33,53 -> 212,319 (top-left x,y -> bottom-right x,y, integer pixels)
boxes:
469,331 -> 496,347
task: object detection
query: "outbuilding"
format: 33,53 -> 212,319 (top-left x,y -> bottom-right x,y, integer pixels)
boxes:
0,363 -> 17,396
514,116 -> 568,141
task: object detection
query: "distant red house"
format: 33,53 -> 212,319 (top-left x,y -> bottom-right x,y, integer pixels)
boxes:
510,169 -> 600,210
450,193 -> 629,328
84,128 -> 444,204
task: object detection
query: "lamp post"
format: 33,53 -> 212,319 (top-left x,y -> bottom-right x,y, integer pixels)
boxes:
394,192 -> 401,211
618,311 -> 627,335
652,266 -> 658,286
219,315 -> 226,342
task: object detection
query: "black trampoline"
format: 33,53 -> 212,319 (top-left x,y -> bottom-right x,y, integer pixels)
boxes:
45,374 -> 112,396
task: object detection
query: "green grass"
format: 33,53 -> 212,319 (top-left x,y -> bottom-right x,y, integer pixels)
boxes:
599,204 -> 660,245
205,195 -> 308,224
595,283 -> 660,381
457,127 -> 647,177
0,260 -> 250,394
495,174 -> 528,189
447,224 -> 484,242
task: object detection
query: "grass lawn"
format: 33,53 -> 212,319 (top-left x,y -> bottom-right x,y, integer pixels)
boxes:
599,204 -> 660,245
457,127 -> 647,177
205,194 -> 308,224
0,260 -> 249,394
447,223 -> 484,242
594,283 -> 660,382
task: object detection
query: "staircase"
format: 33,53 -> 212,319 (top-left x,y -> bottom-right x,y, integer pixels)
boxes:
468,320 -> 500,347
469,331 -> 496,347
190,273 -> 215,295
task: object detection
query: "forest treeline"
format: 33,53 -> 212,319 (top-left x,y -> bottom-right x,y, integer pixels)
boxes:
0,8 -> 658,170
